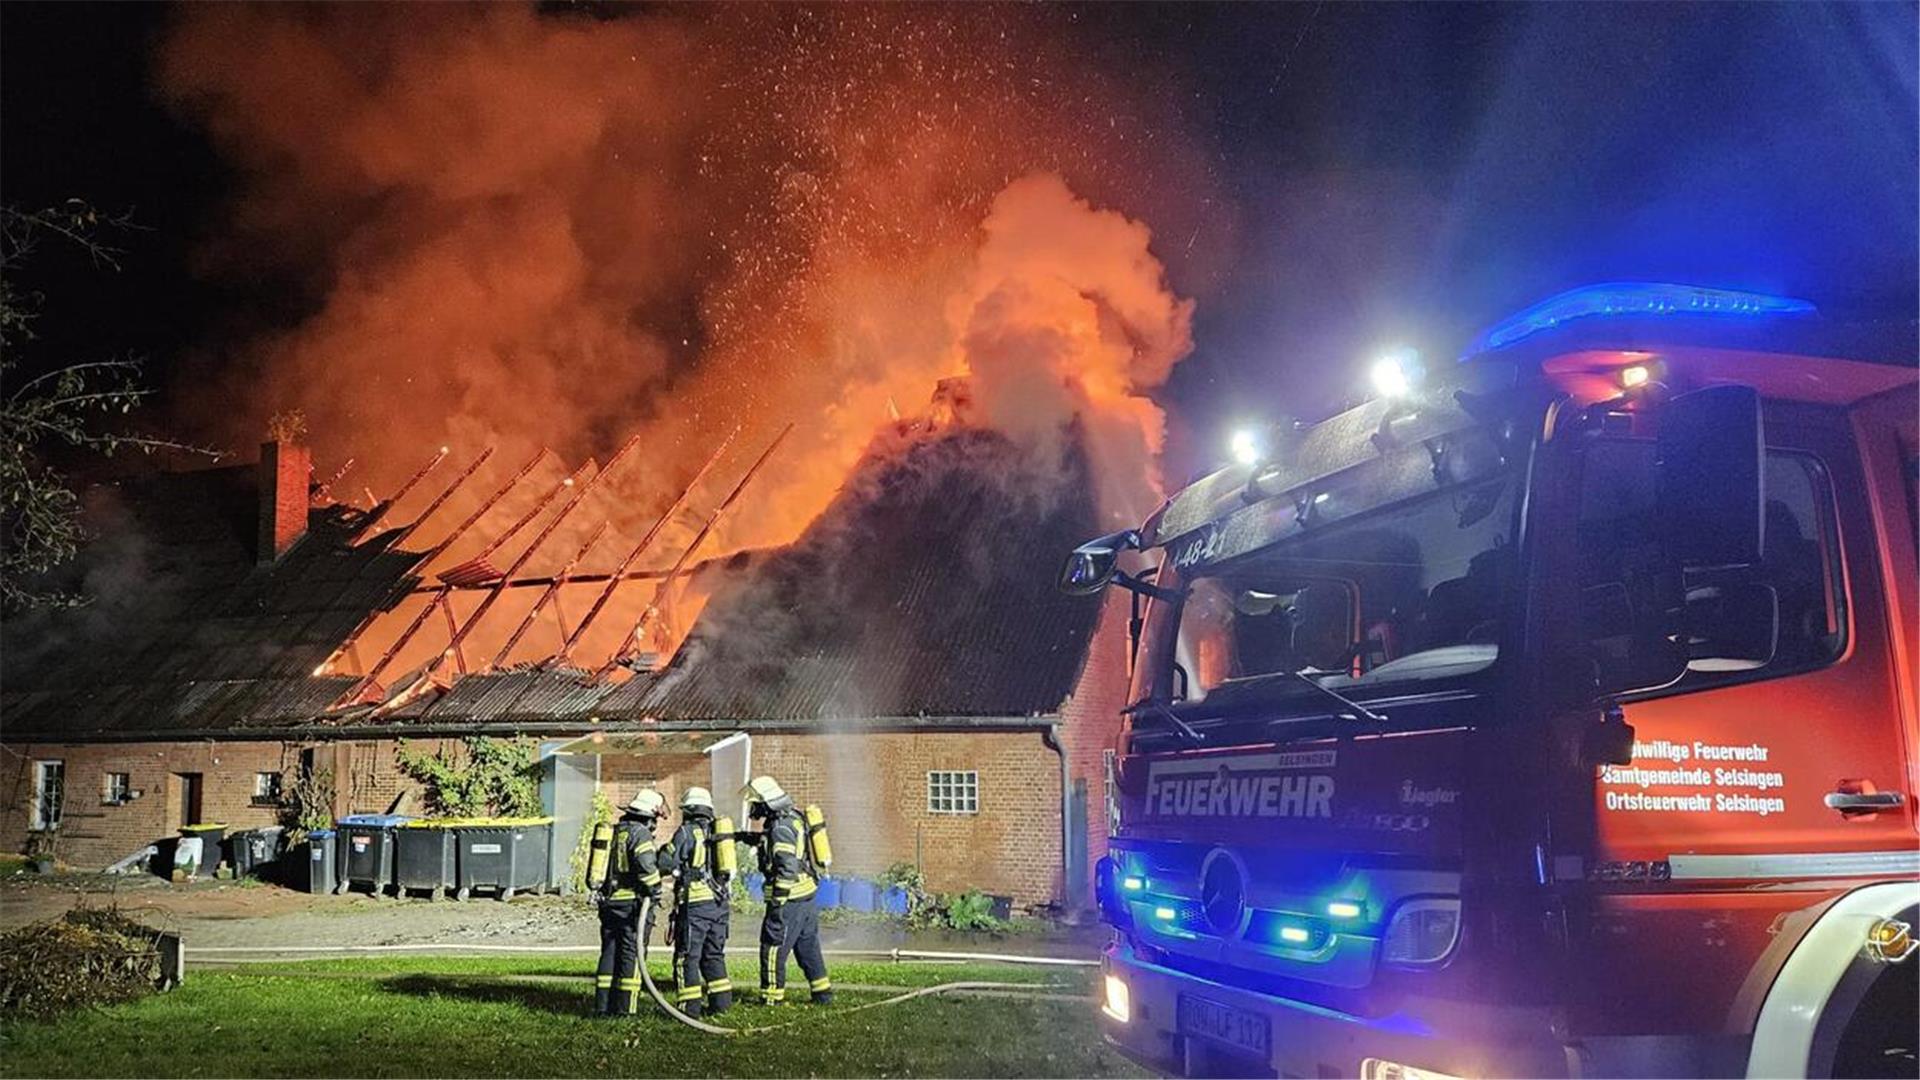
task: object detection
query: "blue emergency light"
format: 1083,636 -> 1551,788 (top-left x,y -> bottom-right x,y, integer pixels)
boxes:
1465,282 -> 1818,356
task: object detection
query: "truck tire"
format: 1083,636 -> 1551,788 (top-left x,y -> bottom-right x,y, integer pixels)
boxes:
1828,961 -> 1919,1078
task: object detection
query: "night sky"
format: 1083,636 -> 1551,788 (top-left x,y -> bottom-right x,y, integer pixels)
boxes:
4,2 -> 1915,476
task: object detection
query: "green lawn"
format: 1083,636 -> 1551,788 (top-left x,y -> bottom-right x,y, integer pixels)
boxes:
0,956 -> 1146,1078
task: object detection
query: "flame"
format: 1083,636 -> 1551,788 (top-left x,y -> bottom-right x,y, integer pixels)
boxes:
159,4 -> 1216,682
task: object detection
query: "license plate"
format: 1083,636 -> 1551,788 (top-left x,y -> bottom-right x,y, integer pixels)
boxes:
1178,995 -> 1270,1058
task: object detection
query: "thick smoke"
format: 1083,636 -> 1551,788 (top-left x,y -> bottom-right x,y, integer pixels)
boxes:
157,4 -> 1210,672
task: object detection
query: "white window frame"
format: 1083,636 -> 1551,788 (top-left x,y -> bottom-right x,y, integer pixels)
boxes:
926,770 -> 980,815
103,772 -> 132,806
252,771 -> 284,804
32,760 -> 64,831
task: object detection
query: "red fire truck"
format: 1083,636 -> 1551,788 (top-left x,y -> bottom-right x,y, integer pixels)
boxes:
1063,283 -> 1917,1079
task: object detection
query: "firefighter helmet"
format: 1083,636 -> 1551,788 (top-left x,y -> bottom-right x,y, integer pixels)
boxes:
741,775 -> 793,812
680,786 -> 714,812
627,789 -> 666,818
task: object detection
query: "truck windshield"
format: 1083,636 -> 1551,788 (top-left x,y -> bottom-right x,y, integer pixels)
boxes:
1132,471 -> 1520,719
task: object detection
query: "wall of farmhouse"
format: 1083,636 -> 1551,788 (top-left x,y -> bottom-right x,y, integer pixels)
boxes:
2,729 -> 1064,907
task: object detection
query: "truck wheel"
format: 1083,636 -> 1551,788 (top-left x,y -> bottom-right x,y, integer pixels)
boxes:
1830,961 -> 1919,1078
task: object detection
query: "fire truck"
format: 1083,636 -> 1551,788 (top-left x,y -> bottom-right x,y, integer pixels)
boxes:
1062,283 -> 1918,1079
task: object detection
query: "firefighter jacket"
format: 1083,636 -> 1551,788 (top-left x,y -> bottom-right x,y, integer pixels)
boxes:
661,811 -> 727,905
604,816 -> 662,902
759,810 -> 817,903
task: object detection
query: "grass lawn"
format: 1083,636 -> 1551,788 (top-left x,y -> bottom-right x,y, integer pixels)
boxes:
0,956 -> 1146,1078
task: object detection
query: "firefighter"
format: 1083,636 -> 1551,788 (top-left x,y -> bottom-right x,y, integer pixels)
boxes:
593,789 -> 665,1017
659,786 -> 735,1018
741,775 -> 832,1005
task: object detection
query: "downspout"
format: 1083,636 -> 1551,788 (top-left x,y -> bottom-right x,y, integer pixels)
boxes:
1042,723 -> 1071,907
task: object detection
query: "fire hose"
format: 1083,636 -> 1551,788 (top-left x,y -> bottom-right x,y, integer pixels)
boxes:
635,898 -> 1072,1036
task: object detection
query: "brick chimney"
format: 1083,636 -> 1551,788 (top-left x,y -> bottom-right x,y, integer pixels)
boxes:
257,440 -> 311,562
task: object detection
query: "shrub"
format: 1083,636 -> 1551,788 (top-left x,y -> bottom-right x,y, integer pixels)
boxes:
281,766 -> 335,841
0,906 -> 167,1019
880,861 -> 937,920
940,890 -> 1005,932
396,736 -> 541,818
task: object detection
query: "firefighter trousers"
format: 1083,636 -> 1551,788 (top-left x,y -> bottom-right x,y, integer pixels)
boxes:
759,896 -> 830,1004
594,897 -> 642,1015
672,899 -> 732,1017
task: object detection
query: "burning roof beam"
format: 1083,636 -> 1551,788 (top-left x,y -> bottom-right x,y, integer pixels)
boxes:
482,521 -> 608,674
381,445 -> 495,552
349,444 -> 449,540
591,423 -> 793,682
320,443 -> 549,699
311,457 -> 355,505
436,451 -> 584,588
547,428 -> 738,669
403,433 -> 642,703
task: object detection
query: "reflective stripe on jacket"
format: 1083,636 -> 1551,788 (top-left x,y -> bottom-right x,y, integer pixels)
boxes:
606,818 -> 661,901
760,812 -> 816,902
666,815 -> 724,904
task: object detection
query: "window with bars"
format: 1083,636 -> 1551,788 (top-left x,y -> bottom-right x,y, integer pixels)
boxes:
103,772 -> 131,805
926,771 -> 979,815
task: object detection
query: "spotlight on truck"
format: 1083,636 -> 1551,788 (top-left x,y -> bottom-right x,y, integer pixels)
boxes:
1230,428 -> 1264,466
1370,347 -> 1424,399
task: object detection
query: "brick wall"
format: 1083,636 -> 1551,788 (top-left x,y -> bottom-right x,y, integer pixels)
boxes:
1,740 -> 309,867
0,737 -> 467,869
2,729 -> 1063,906
598,730 -> 1062,907
1056,591 -> 1132,904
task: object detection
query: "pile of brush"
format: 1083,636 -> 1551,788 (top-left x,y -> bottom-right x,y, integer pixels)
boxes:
0,905 -> 167,1019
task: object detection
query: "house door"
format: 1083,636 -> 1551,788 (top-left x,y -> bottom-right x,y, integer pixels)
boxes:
172,773 -> 203,829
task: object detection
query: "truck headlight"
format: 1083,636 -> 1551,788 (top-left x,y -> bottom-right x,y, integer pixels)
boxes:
1361,1058 -> 1469,1080
1381,898 -> 1460,966
1101,974 -> 1131,1023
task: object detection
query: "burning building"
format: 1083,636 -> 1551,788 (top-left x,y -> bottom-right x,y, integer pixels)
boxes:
0,418 -> 1132,908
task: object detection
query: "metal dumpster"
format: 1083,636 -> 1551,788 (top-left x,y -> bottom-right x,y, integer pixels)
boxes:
306,829 -> 337,894
337,814 -> 411,896
180,824 -> 227,877
394,820 -> 458,899
452,818 -> 552,901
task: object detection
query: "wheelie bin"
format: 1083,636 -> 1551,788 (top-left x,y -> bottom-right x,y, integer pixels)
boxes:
451,818 -> 552,901
306,829 -> 337,894
226,827 -> 286,880
394,820 -> 458,900
180,824 -> 227,877
336,814 -> 411,896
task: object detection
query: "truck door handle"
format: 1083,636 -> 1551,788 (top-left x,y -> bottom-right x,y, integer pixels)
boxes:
1823,791 -> 1907,814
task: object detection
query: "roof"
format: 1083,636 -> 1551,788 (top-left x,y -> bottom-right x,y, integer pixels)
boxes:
2,465 -> 431,740
2,428 -> 1109,742
640,428 -> 1104,724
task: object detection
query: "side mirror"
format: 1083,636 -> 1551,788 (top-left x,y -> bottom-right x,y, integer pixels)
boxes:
1658,385 -> 1765,569
1683,580 -> 1778,672
1059,530 -> 1141,595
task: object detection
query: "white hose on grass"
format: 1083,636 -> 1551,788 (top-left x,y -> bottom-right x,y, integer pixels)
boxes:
187,944 -> 1096,966
632,898 -> 1071,1037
